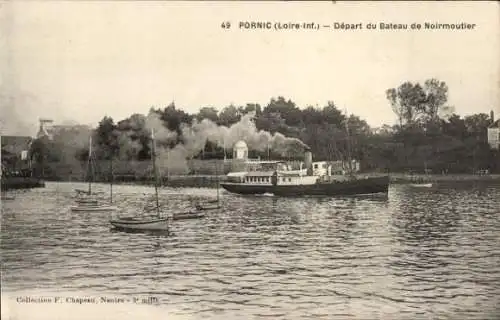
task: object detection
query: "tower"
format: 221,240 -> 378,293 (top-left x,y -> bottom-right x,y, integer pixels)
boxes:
37,119 -> 54,140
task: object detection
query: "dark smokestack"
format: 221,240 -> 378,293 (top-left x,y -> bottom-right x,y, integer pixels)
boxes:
304,148 -> 313,176
491,110 -> 495,122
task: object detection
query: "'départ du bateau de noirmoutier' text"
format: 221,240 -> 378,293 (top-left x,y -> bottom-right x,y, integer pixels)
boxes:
234,21 -> 476,31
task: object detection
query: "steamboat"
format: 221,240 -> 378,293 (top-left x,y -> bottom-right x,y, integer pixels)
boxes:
220,141 -> 389,197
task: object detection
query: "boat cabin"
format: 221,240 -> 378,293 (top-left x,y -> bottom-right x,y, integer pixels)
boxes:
311,161 -> 329,176
242,171 -> 274,184
225,158 -> 362,185
227,170 -> 319,186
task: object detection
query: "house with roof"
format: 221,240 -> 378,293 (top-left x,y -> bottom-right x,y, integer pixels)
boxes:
1,135 -> 33,176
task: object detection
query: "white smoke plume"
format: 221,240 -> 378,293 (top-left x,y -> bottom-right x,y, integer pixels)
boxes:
145,111 -> 177,144
148,112 -> 307,174
182,112 -> 308,157
108,111 -> 309,176
156,144 -> 191,175
116,131 -> 142,161
143,111 -> 187,174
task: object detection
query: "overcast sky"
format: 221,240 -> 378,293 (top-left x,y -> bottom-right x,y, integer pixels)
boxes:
1,1 -> 499,136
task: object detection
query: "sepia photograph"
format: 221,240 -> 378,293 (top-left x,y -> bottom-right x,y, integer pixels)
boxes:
1,1 -> 499,319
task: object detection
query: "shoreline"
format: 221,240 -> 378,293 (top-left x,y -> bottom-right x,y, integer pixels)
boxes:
389,173 -> 500,184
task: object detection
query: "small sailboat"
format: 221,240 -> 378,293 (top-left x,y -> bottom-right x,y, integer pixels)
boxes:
71,136 -> 117,212
171,197 -> 207,220
168,197 -> 206,220
194,163 -> 222,211
109,129 -> 170,232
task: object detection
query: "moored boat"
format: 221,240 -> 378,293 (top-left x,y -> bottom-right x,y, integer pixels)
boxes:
195,202 -> 220,211
409,183 -> 433,188
172,211 -> 206,220
71,203 -> 118,212
71,194 -> 117,212
195,163 -> 222,211
109,216 -> 169,231
109,129 -> 171,232
75,197 -> 99,205
70,136 -> 117,212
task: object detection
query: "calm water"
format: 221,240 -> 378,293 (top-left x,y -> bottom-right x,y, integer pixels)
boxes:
1,182 -> 500,320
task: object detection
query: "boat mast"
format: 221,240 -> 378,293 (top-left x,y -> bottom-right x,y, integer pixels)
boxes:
215,162 -> 220,203
88,136 -> 92,194
423,124 -> 430,177
344,109 -> 353,175
151,129 -> 160,217
109,157 -> 113,204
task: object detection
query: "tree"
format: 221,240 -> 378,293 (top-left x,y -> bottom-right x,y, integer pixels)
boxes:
116,113 -> 151,160
94,116 -> 119,159
263,97 -> 303,127
387,79 -> 452,129
422,79 -> 453,123
29,137 -> 48,172
442,114 -> 466,138
463,113 -> 494,172
34,91 -> 500,179
218,104 -> 240,126
158,102 -> 193,138
322,101 -> 345,126
464,113 -> 492,136
196,107 -> 219,123
301,106 -> 323,125
238,103 -> 262,116
386,82 -> 427,127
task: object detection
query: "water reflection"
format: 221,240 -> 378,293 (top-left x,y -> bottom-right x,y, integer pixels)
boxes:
387,186 -> 500,318
109,227 -> 172,237
1,182 -> 500,319
393,189 -> 459,243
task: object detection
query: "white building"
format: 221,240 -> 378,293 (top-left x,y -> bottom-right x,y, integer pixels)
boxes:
232,140 -> 249,160
488,124 -> 499,149
487,111 -> 499,150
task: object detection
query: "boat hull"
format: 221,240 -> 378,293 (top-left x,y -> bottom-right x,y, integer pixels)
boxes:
71,205 -> 118,212
109,217 -> 170,231
409,183 -> 433,188
195,204 -> 221,211
220,175 -> 390,196
173,212 -> 206,220
75,199 -> 99,205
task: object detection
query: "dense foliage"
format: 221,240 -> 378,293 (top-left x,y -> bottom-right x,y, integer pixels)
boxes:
32,79 -> 499,175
